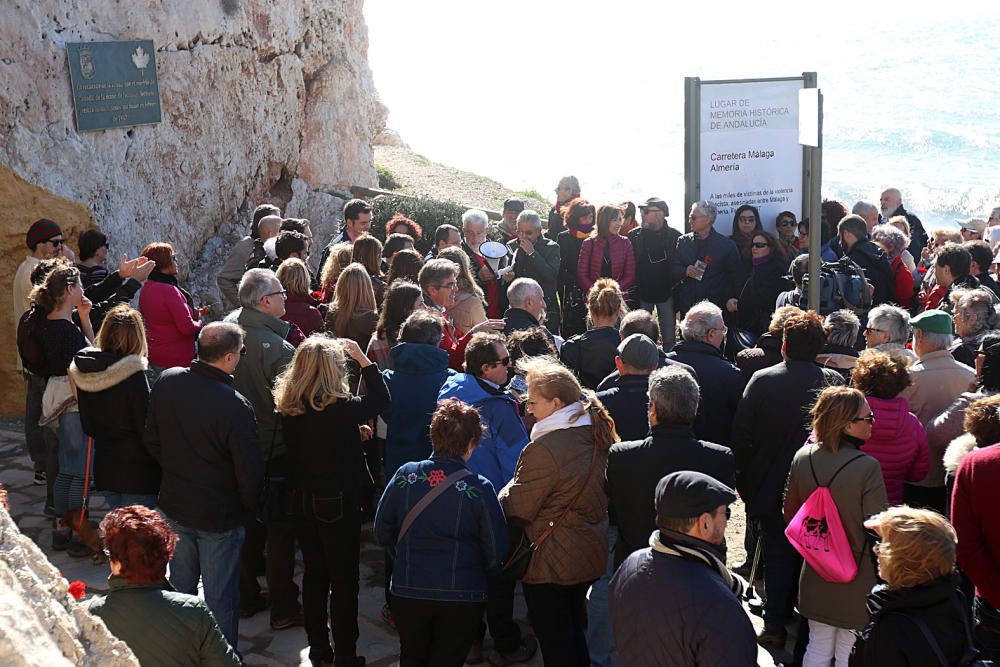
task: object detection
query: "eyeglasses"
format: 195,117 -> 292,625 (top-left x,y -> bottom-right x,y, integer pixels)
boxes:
49,238 -> 64,246
688,213 -> 708,221
852,413 -> 876,423
777,220 -> 797,227
864,327 -> 887,335
751,242 -> 769,249
713,507 -> 732,520
488,357 -> 512,367
434,281 -> 459,290
265,290 -> 287,298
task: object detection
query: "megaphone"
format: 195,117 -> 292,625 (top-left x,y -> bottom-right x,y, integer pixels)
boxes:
479,241 -> 509,275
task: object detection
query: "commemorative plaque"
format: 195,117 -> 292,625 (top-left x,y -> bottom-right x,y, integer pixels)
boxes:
66,40 -> 162,132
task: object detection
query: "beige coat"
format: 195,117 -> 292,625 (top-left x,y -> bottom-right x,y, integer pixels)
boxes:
784,442 -> 888,630
900,349 -> 976,487
499,425 -> 609,586
448,290 -> 487,336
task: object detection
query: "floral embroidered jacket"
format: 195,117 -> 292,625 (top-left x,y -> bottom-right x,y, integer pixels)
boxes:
374,455 -> 510,601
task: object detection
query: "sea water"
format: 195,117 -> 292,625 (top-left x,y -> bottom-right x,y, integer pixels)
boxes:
366,1 -> 1000,232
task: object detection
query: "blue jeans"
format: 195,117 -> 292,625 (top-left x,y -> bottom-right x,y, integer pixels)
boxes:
586,526 -> 617,667
163,512 -> 245,649
56,411 -> 88,476
103,493 -> 157,510
639,298 -> 676,349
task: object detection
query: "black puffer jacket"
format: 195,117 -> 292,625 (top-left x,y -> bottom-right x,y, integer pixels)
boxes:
559,326 -> 620,390
851,575 -> 972,666
69,348 -> 159,495
737,255 -> 789,336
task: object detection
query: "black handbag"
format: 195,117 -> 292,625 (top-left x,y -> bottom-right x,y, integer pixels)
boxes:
502,441 -> 598,580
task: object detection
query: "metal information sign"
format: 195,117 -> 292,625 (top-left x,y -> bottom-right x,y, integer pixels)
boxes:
66,40 -> 162,132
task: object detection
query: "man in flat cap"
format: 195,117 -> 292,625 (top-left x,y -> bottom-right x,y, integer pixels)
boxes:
629,198 -> 681,348
902,309 -> 975,513
497,197 -> 524,244
609,471 -> 756,666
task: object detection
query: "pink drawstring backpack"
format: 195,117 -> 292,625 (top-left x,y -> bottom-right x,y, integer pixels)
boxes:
785,452 -> 865,583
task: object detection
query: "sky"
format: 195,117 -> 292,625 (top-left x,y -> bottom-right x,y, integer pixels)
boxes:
364,1 -> 1000,227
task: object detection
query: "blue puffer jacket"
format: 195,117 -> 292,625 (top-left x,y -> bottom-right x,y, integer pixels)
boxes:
374,456 -> 510,602
437,373 -> 530,491
382,343 -> 455,478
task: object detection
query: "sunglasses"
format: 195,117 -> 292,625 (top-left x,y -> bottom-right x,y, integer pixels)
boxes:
777,220 -> 797,227
751,242 -> 769,249
852,413 -> 876,423
489,357 -> 512,367
49,238 -> 64,246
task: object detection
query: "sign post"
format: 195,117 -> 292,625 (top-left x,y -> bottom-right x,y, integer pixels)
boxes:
685,74 -> 814,235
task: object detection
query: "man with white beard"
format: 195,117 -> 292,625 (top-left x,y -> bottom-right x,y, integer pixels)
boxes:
880,187 -> 928,258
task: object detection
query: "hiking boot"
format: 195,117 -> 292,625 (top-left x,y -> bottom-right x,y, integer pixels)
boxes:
240,593 -> 269,618
465,639 -> 483,665
487,637 -> 538,666
756,627 -> 787,651
270,608 -> 304,631
52,528 -> 73,551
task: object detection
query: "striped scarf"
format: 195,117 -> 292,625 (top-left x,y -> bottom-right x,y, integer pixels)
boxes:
649,530 -> 746,599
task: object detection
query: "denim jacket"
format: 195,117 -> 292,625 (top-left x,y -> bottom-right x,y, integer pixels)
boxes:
374,456 -> 510,602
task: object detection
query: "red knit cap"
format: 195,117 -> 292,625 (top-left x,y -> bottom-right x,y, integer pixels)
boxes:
26,219 -> 62,249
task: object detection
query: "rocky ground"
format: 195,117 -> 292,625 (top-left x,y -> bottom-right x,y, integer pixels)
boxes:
374,145 -> 551,215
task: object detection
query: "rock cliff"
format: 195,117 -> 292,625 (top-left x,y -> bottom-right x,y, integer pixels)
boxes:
0,501 -> 139,666
0,0 -> 386,414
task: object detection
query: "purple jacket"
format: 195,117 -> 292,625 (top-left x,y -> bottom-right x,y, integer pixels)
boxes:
861,396 -> 929,505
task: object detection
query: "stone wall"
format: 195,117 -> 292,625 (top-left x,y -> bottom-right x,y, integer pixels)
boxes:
0,501 -> 139,666
0,0 -> 386,415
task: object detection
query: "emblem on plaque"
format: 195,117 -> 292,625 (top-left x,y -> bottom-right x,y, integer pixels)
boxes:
131,45 -> 149,72
79,48 -> 95,79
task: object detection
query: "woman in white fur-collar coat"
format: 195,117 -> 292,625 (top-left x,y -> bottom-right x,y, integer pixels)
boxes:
68,305 -> 160,510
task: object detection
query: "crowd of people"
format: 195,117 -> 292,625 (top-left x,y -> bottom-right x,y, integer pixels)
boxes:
7,183 -> 1000,667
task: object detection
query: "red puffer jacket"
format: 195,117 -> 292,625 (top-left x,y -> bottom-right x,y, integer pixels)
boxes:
576,234 -> 635,294
860,395 -> 929,505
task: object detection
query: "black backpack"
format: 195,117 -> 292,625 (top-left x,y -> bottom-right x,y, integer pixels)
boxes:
16,305 -> 47,376
799,256 -> 873,315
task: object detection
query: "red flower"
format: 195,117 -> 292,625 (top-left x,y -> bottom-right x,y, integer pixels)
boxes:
67,580 -> 86,600
704,255 -> 714,266
426,469 -> 446,487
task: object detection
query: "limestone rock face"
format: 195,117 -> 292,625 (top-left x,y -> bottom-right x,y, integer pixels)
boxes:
0,0 -> 386,414
0,503 -> 138,666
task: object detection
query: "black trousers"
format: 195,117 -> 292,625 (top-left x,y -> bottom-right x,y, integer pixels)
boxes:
292,489 -> 361,660
239,455 -> 300,620
522,581 -> 591,667
476,574 -> 522,653
757,510 -> 800,632
976,596 -> 1000,662
392,595 -> 485,667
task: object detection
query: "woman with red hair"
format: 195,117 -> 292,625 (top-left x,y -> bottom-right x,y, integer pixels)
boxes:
385,213 -> 424,243
138,243 -> 202,380
87,506 -> 240,665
